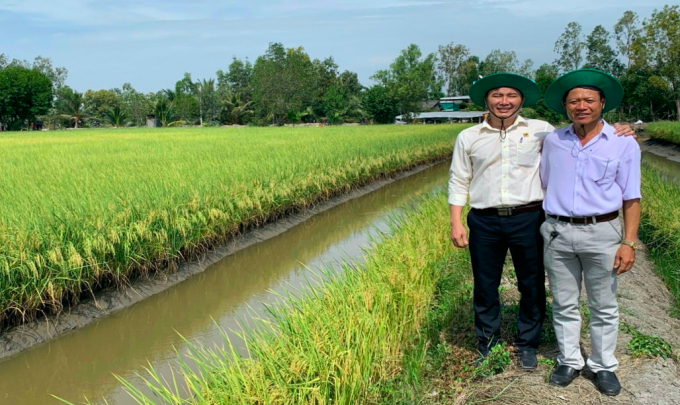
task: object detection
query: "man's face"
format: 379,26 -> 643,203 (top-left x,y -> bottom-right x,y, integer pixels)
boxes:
563,88 -> 604,126
485,87 -> 522,119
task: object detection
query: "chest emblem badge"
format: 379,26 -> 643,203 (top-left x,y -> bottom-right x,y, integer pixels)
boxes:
523,133 -> 529,137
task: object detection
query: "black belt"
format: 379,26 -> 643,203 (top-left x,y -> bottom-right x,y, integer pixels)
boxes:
472,201 -> 543,217
547,211 -> 619,225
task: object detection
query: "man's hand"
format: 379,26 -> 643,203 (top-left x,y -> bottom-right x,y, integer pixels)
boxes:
451,222 -> 469,248
612,123 -> 636,138
614,244 -> 635,275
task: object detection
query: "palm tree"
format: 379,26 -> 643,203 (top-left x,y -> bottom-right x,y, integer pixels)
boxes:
104,106 -> 128,128
154,99 -> 175,127
55,87 -> 87,128
222,92 -> 254,125
193,78 -> 219,125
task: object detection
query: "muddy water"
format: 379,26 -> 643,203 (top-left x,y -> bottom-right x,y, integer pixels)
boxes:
640,141 -> 680,184
0,162 -> 450,405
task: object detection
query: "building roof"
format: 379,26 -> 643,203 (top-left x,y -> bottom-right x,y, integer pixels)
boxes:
419,99 -> 441,111
441,96 -> 471,101
395,111 -> 486,120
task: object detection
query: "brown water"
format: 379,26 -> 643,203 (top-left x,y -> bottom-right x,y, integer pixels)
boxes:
0,162 -> 450,405
641,148 -> 680,184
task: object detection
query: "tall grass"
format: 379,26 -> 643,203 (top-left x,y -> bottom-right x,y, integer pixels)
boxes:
0,125 -> 468,327
59,190 -> 471,405
646,122 -> 680,145
639,160 -> 680,315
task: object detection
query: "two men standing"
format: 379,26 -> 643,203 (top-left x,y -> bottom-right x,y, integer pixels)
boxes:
449,69 -> 639,396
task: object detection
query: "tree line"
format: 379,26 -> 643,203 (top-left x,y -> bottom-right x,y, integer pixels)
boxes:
0,5 -> 677,131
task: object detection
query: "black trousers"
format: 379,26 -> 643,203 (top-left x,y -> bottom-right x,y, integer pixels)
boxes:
467,208 -> 546,354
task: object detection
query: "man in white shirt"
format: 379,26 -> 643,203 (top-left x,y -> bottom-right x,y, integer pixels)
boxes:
448,73 -> 632,370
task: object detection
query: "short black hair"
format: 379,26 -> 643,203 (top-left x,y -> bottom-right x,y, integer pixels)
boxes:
562,85 -> 605,103
485,87 -> 524,99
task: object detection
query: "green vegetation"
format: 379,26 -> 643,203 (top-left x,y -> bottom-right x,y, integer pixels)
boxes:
621,323 -> 675,359
470,344 -> 512,379
639,160 -> 680,315
646,122 -> 680,145
0,124 -> 466,327
64,190 -> 473,405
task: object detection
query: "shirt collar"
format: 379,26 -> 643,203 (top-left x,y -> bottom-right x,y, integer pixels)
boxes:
481,115 -> 527,132
565,119 -> 613,140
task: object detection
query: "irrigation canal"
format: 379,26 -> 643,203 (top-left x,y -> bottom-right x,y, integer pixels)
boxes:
0,162 -> 451,405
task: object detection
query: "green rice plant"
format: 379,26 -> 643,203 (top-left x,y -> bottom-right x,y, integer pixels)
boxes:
639,160 -> 680,315
646,122 -> 680,146
0,124 -> 469,327
58,190 -> 472,405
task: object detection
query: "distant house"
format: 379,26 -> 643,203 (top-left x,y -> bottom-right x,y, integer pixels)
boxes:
395,111 -> 486,124
419,100 -> 442,111
396,95 -> 482,124
440,96 -> 471,111
146,115 -> 159,128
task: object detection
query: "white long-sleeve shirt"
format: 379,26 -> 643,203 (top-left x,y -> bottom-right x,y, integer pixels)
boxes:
448,116 -> 554,209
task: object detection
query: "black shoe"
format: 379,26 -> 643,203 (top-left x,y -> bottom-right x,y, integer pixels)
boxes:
517,350 -> 537,370
550,365 -> 580,387
594,371 -> 621,396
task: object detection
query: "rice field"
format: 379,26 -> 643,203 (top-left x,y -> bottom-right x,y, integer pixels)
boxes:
646,122 -> 680,145
0,124 -> 468,327
64,190 -> 471,405
639,159 -> 680,314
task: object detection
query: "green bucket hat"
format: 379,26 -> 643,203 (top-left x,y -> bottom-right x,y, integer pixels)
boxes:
544,68 -> 623,116
468,72 -> 541,108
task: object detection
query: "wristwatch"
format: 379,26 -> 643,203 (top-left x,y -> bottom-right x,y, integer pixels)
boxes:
622,240 -> 639,250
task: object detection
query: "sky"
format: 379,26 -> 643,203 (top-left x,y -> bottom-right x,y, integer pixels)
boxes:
0,0 -> 669,93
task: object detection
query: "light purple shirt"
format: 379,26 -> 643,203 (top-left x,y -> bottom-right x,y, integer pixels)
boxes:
540,121 -> 641,217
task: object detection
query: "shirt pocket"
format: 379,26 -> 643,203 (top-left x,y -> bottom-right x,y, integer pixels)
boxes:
587,155 -> 619,186
515,140 -> 539,166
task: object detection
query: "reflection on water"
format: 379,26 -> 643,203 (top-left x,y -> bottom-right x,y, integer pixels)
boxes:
0,162 -> 450,405
642,150 -> 680,184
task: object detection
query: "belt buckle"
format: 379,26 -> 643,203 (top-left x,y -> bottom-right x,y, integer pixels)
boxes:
497,207 -> 513,217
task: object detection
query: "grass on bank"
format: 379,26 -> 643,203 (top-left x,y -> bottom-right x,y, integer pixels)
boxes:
639,159 -> 680,316
646,121 -> 680,145
57,190 -> 473,405
0,124 -> 468,328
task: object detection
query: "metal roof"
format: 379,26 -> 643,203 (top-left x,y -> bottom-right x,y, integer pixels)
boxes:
441,96 -> 471,101
395,111 -> 486,120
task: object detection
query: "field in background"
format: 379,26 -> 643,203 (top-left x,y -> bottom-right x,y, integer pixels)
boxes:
0,124 -> 468,327
646,122 -> 680,145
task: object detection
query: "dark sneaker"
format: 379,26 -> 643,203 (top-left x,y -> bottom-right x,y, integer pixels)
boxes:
594,371 -> 621,396
549,365 -> 580,387
517,350 -> 537,370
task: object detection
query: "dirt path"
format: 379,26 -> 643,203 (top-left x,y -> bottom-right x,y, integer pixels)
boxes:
423,235 -> 680,405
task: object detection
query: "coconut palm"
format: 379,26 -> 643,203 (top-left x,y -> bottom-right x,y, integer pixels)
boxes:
55,87 -> 87,128
221,92 -> 254,125
104,106 -> 128,128
155,99 -> 176,127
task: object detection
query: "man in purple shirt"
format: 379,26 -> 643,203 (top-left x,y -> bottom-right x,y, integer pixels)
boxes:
540,69 -> 641,396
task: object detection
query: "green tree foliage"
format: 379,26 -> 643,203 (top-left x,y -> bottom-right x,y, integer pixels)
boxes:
193,78 -> 220,124
217,58 -> 253,102
554,22 -> 585,73
0,66 -> 53,130
220,92 -> 254,125
55,86 -> 87,128
251,43 -> 318,125
371,44 -> 442,116
84,89 -> 119,124
632,5 -> 680,121
104,105 -> 128,128
523,64 -> 562,124
585,25 -> 624,76
338,70 -> 362,96
437,43 -> 471,96
614,11 -> 641,69
479,49 -> 534,78
0,55 -> 67,96
154,98 -> 176,127
362,84 -> 398,124
114,83 -> 152,127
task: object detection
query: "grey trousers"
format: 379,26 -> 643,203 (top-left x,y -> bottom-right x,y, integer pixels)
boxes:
540,216 -> 622,373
